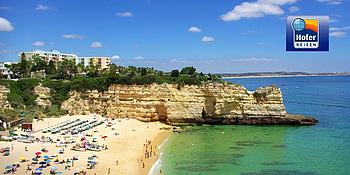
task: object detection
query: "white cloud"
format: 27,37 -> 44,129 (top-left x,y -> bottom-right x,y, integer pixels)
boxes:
170,58 -> 191,64
317,0 -> 342,5
0,6 -> 11,10
220,0 -> 296,21
61,34 -> 84,40
288,6 -> 299,13
0,17 -> 14,32
35,4 -> 50,11
112,55 -> 121,60
90,42 -> 103,48
330,26 -> 350,38
0,49 -> 10,54
330,31 -> 346,38
33,41 -> 45,46
231,57 -> 273,62
116,12 -> 133,17
134,56 -> 143,60
201,36 -> 215,43
329,26 -> 350,38
329,19 -> 339,23
329,26 -> 350,31
240,30 -> 255,35
188,26 -> 202,33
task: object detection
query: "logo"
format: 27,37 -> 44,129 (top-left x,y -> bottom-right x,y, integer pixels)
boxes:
286,16 -> 329,51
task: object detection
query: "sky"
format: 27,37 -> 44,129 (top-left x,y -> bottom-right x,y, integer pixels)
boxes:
0,0 -> 349,73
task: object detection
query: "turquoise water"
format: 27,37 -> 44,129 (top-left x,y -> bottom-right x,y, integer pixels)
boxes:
160,76 -> 350,175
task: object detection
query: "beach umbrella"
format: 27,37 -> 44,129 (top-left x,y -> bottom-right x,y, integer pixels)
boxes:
34,171 -> 42,175
45,159 -> 51,163
35,152 -> 41,155
39,161 -> 46,165
20,156 -> 26,161
87,161 -> 96,165
51,166 -> 58,171
87,157 -> 95,160
5,165 -> 12,170
43,155 -> 49,159
32,158 -> 39,161
35,168 -> 42,171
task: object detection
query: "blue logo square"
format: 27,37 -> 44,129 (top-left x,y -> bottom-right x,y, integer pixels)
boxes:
286,16 -> 329,51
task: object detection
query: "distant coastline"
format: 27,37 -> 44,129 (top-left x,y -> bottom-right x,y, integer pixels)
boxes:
219,72 -> 350,79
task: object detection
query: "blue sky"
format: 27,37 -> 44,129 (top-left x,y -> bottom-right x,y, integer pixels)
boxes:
0,0 -> 349,73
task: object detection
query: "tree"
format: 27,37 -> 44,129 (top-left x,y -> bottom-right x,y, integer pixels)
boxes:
57,59 -> 77,79
18,59 -> 32,78
171,70 -> 179,77
76,63 -> 86,74
20,52 -> 26,60
32,56 -> 47,72
47,60 -> 57,75
86,65 -> 99,78
180,66 -> 196,75
141,67 -> 147,76
109,63 -> 120,74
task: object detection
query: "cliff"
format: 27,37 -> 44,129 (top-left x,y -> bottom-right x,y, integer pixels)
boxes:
34,84 -> 52,108
61,83 -> 317,125
0,85 -> 11,109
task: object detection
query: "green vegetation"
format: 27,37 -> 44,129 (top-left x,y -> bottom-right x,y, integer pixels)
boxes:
1,58 -> 223,124
0,79 -> 40,108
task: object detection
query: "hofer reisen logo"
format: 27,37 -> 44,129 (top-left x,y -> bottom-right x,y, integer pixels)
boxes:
286,16 -> 329,51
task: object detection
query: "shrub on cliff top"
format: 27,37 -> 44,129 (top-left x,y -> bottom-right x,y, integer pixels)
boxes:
42,79 -> 71,106
0,79 -> 40,108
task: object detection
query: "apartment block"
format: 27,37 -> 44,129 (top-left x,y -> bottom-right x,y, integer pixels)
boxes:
19,50 -> 78,63
18,50 -> 111,70
79,57 -> 111,70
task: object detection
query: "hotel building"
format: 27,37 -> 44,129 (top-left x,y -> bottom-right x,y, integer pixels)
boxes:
19,50 -> 78,63
78,57 -> 111,70
19,50 -> 111,70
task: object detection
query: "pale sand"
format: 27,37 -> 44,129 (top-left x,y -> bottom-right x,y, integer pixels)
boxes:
0,115 -> 170,175
139,131 -> 170,175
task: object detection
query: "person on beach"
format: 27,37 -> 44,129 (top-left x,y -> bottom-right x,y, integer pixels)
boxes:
142,162 -> 145,168
108,168 -> 111,174
116,160 -> 118,166
25,146 -> 28,151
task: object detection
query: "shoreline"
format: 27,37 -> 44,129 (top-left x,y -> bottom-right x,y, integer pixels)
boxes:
139,129 -> 170,175
222,74 -> 350,79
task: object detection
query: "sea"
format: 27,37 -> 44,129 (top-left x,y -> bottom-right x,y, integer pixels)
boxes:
156,76 -> 350,175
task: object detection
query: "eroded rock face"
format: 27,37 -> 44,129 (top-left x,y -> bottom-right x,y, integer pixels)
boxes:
0,85 -> 11,109
60,83 -> 304,125
34,84 -> 52,108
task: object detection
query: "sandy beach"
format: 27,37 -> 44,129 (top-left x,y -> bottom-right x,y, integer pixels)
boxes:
0,114 -> 170,175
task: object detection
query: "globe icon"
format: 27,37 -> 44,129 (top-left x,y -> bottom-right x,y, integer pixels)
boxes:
292,18 -> 305,31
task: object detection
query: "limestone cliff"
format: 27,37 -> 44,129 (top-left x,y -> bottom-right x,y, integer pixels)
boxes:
61,83 -> 317,125
0,85 -> 11,109
33,84 -> 52,108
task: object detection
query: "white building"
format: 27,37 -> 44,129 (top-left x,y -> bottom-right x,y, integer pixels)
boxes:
19,50 -> 78,63
78,57 -> 111,70
18,50 -> 111,70
0,62 -> 17,79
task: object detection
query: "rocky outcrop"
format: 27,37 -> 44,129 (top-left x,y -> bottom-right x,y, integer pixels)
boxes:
61,83 -> 317,125
0,85 -> 11,109
34,84 -> 52,108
